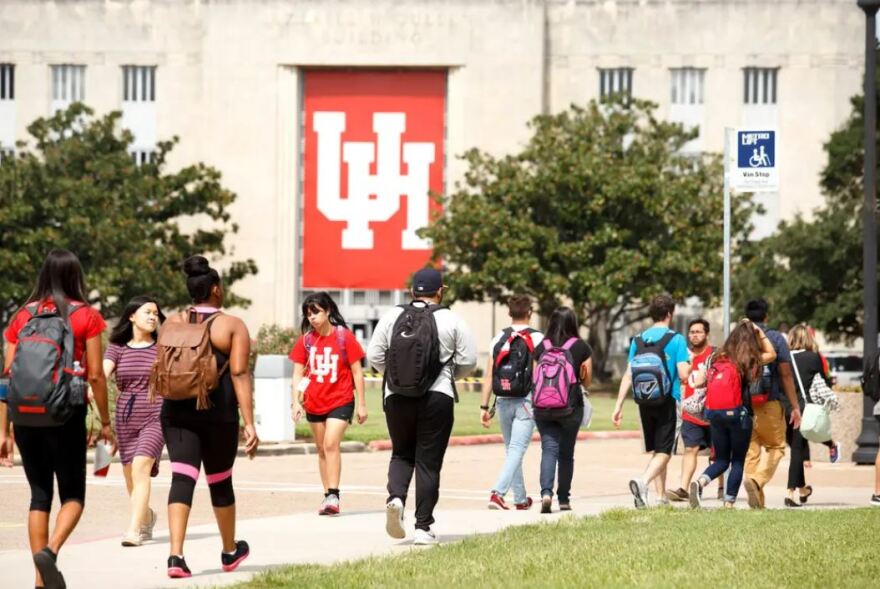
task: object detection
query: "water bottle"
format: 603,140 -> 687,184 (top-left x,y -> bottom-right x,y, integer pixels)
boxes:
70,361 -> 86,406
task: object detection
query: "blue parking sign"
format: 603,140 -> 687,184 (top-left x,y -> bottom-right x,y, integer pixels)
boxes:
732,129 -> 778,192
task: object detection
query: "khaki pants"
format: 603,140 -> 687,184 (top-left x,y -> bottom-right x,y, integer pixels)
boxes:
745,400 -> 786,488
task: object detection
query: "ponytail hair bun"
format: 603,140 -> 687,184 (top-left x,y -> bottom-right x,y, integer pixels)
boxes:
182,255 -> 220,302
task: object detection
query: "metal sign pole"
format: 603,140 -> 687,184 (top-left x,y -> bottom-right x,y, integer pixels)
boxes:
723,127 -> 733,339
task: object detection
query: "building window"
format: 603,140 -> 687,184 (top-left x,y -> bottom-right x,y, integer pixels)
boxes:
130,150 -> 154,166
0,64 -> 14,101
670,68 -> 705,105
123,66 -> 156,102
744,68 -> 778,105
51,65 -> 86,103
599,68 -> 634,101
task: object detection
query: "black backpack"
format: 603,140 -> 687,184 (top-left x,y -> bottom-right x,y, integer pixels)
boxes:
384,302 -> 448,398
491,328 -> 537,398
862,349 -> 880,402
8,303 -> 87,427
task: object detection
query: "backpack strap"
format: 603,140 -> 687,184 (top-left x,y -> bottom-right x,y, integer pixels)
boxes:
562,337 -> 578,350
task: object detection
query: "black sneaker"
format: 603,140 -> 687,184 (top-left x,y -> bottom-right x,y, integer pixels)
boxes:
33,547 -> 65,589
871,494 -> 880,506
167,555 -> 192,579
221,540 -> 250,572
540,495 -> 552,514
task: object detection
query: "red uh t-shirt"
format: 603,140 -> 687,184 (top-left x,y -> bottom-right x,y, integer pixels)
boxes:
289,327 -> 365,415
4,299 -> 107,371
683,346 -> 713,426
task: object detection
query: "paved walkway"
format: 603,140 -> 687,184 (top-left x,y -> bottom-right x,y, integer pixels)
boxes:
0,439 -> 875,588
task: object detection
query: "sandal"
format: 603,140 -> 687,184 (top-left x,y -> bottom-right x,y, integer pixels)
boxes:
799,485 -> 813,504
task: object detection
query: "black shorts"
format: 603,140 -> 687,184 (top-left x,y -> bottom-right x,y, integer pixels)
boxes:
639,397 -> 677,455
306,401 -> 355,424
681,419 -> 712,450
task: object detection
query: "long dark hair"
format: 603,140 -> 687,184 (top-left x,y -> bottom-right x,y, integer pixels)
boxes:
716,321 -> 764,381
108,296 -> 166,346
300,292 -> 348,333
544,306 -> 580,347
183,255 -> 221,303
25,249 -> 88,319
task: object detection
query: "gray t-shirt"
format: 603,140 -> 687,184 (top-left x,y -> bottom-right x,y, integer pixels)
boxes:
367,301 -> 477,399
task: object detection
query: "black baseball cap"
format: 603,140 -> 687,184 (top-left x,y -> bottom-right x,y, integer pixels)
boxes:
412,268 -> 444,294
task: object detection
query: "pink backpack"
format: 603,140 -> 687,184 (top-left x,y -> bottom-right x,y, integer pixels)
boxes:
532,338 -> 579,416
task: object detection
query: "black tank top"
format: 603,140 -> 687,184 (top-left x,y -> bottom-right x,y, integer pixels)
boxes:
161,311 -> 239,423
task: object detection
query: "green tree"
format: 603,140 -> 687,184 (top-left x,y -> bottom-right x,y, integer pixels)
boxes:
0,103 -> 257,331
732,51 -> 879,341
422,98 -> 754,377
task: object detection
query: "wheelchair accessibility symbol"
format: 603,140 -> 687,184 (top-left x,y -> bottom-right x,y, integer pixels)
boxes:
749,145 -> 771,168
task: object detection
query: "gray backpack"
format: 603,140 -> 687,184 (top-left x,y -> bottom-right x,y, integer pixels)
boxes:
8,302 -> 86,427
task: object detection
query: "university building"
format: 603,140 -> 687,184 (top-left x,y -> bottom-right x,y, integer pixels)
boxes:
0,0 -> 863,363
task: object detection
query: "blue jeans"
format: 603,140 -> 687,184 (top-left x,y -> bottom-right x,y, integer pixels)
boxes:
535,406 -> 583,504
702,408 -> 753,502
491,397 -> 536,503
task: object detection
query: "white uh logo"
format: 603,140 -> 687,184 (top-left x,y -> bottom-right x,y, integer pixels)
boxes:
309,347 -> 339,384
313,111 -> 436,250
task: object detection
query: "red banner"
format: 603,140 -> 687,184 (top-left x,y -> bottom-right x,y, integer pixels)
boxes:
301,70 -> 446,289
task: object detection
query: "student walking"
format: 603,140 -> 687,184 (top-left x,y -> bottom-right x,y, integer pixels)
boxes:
784,324 -> 833,507
667,319 -> 723,502
104,296 -> 166,546
612,294 -> 689,509
154,256 -> 259,578
532,307 -> 592,513
367,267 -> 476,545
290,292 -> 367,516
479,294 -> 542,510
688,319 -> 777,508
742,299 -> 802,509
0,249 -> 114,589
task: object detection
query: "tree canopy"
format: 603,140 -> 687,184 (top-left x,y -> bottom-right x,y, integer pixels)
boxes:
422,98 -> 754,375
0,103 -> 257,330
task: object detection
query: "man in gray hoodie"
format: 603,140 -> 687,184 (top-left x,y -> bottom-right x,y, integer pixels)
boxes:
367,267 -> 477,545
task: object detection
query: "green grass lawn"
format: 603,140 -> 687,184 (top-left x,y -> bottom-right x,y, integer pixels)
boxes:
238,508 -> 880,588
295,389 -> 639,443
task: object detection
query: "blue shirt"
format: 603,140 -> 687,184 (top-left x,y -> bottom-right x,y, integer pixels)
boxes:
758,323 -> 791,402
628,326 -> 689,401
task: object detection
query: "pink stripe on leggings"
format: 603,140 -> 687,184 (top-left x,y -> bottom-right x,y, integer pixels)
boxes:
171,462 -> 200,481
206,468 -> 233,485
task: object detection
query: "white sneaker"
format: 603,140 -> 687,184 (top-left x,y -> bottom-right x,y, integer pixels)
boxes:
413,528 -> 438,545
629,478 -> 648,509
688,481 -> 703,509
139,508 -> 157,542
385,498 -> 405,539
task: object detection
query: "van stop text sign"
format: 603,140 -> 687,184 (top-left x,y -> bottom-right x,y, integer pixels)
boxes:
731,130 -> 778,192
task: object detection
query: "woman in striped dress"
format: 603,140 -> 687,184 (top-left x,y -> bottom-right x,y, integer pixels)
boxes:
103,296 -> 166,546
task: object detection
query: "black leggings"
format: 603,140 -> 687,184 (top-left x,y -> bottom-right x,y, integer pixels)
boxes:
15,407 -> 87,512
162,418 -> 239,508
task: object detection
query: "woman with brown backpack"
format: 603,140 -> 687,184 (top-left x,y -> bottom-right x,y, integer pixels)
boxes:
151,255 -> 259,579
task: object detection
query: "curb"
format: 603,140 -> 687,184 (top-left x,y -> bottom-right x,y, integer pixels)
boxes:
367,430 -> 642,451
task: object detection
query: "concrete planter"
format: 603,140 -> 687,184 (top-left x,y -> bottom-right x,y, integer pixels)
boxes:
807,392 -> 863,464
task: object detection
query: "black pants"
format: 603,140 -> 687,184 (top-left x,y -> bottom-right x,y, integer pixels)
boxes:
162,417 -> 239,508
15,406 -> 87,512
385,391 -> 454,531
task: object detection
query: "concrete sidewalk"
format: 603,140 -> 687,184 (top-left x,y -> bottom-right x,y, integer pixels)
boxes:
0,438 -> 875,588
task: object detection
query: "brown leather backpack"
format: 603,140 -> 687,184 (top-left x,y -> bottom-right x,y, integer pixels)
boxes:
149,310 -> 228,409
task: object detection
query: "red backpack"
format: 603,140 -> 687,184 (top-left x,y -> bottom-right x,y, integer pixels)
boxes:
704,357 -> 749,411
